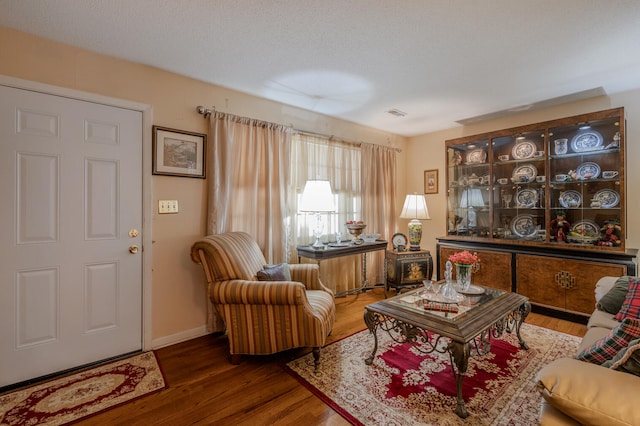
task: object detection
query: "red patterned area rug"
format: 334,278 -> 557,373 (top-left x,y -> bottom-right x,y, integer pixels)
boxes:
0,352 -> 165,425
286,323 -> 581,425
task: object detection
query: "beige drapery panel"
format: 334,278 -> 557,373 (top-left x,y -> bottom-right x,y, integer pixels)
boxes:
205,111 -> 292,331
361,143 -> 398,286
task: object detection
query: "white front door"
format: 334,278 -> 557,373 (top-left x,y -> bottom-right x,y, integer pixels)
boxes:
0,85 -> 143,387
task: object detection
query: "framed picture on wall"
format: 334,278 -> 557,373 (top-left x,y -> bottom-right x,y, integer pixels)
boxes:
424,169 -> 438,194
152,126 -> 206,178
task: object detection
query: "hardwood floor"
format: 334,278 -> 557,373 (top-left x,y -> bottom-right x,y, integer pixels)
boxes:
80,288 -> 587,425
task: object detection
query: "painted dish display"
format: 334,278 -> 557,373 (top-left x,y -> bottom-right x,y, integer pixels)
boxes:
570,129 -> 604,152
511,140 -> 537,160
511,163 -> 537,183
510,214 -> 538,238
515,188 -> 538,208
559,190 -> 582,208
575,162 -> 601,180
568,220 -> 600,244
593,189 -> 620,208
392,232 -> 408,248
465,149 -> 487,164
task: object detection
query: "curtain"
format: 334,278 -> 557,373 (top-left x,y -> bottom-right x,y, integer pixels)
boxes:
362,143 -> 398,285
205,111 -> 291,331
289,133 -> 362,295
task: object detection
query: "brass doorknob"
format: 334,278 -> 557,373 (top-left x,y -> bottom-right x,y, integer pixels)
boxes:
129,245 -> 139,254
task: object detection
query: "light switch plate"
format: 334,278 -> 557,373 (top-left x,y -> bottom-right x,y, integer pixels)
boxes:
158,199 -> 179,214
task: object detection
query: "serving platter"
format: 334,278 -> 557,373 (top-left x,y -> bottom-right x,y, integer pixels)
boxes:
511,163 -> 537,183
593,189 -> 620,208
515,188 -> 538,208
453,284 -> 485,295
465,149 -> 487,164
575,162 -> 601,179
570,129 -> 604,152
512,140 -> 537,159
510,214 -> 537,238
559,190 -> 582,208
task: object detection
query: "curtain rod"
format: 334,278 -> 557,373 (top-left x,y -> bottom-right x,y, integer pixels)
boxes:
195,105 -> 401,152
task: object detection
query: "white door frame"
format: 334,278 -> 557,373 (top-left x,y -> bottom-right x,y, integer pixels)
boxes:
0,74 -> 154,351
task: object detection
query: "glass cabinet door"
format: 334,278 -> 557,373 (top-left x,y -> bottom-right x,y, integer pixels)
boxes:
548,116 -> 623,248
491,130 -> 546,242
446,139 -> 491,237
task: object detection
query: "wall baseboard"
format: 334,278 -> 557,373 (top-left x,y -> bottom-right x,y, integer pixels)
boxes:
151,325 -> 211,349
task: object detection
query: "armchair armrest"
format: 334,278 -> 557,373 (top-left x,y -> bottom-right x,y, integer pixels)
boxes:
212,279 -> 310,305
289,263 -> 334,296
536,357 -> 639,426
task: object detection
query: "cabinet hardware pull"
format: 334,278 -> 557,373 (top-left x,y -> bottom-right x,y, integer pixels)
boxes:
555,271 -> 576,290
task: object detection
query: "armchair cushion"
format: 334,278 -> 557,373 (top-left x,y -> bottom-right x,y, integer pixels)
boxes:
257,263 -> 291,281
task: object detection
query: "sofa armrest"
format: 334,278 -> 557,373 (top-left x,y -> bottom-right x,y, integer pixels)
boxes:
536,357 -> 639,426
289,263 -> 334,296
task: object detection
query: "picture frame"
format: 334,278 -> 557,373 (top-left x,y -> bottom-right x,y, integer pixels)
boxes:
152,126 -> 206,178
424,169 -> 438,194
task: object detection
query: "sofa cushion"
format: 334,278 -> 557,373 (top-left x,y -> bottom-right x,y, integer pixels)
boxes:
596,276 -> 631,314
602,337 -> 640,377
256,263 -> 292,281
577,326 -> 613,353
587,308 -> 620,330
614,277 -> 640,321
576,318 -> 640,364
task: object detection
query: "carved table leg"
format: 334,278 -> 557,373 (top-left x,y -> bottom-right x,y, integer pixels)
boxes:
515,301 -> 531,350
363,309 -> 379,365
448,341 -> 471,419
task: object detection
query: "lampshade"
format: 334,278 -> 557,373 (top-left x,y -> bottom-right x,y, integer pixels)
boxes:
399,194 -> 431,220
459,189 -> 485,208
399,194 -> 430,251
299,180 -> 335,212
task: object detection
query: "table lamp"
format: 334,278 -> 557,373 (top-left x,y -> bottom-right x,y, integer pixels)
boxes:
399,193 -> 431,251
299,180 -> 336,248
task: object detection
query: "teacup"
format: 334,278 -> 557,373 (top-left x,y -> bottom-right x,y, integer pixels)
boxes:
554,138 -> 568,155
555,174 -> 568,182
590,200 -> 602,208
536,175 -> 546,183
602,170 -> 619,179
497,178 -> 509,185
498,154 -> 510,161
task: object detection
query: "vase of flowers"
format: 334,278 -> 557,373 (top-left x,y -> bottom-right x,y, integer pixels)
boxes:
448,250 -> 480,291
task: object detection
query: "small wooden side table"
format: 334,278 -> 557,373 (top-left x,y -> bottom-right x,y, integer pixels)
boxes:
385,249 -> 433,294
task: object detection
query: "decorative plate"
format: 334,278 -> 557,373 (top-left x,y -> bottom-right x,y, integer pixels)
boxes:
511,140 -> 537,160
465,149 -> 487,164
570,129 -> 604,152
575,162 -> 601,179
559,190 -> 582,208
392,232 -> 408,249
568,220 -> 600,243
593,189 -> 620,208
453,284 -> 485,295
510,214 -> 538,238
515,188 -> 538,208
511,163 -> 537,183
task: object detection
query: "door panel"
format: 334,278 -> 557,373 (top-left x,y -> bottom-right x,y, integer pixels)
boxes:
0,85 -> 143,387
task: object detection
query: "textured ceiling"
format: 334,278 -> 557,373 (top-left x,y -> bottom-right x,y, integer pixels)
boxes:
1,0 -> 640,136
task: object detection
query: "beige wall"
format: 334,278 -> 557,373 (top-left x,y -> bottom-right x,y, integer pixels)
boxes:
406,92 -> 640,263
0,26 -> 408,345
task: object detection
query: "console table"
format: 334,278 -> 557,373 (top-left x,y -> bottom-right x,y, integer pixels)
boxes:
297,240 -> 388,296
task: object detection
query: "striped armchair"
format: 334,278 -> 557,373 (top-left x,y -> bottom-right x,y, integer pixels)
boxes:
190,232 -> 335,370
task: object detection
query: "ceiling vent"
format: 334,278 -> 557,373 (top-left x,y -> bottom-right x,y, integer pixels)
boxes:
386,108 -> 407,117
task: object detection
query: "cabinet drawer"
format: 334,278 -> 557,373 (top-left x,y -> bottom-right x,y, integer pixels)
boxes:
439,247 -> 512,292
516,254 -> 625,315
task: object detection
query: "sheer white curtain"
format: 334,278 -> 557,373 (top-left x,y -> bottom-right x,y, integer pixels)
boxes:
205,112 -> 291,331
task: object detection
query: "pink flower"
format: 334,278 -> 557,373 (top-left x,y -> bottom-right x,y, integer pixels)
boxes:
448,250 -> 480,266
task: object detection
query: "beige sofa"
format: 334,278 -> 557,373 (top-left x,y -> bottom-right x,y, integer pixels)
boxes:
535,276 -> 640,426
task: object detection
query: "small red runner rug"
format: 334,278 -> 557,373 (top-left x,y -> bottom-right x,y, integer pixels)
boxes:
286,323 -> 580,425
0,352 -> 165,425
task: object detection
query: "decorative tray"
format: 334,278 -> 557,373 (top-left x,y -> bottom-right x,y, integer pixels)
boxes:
512,140 -> 536,159
453,284 -> 485,295
575,162 -> 601,179
567,220 -> 600,244
570,129 -> 604,152
593,189 -> 620,208
466,149 -> 487,164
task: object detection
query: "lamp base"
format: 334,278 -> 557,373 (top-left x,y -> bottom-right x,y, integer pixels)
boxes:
407,219 -> 422,251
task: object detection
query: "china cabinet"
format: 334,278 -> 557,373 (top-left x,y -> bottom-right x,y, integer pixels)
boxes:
439,107 -> 637,321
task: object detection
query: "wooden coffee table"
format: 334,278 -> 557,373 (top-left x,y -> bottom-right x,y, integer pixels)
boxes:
363,283 -> 530,418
